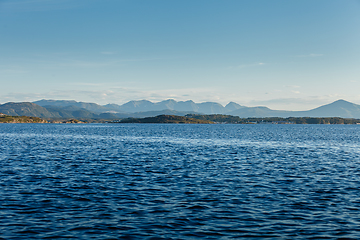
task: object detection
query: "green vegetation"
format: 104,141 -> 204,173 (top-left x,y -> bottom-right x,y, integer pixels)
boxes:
0,114 -> 47,123
47,119 -> 86,123
186,114 -> 242,123
266,117 -> 360,124
0,102 -> 57,118
119,115 -> 214,124
186,114 -> 360,124
1,111 -> 359,125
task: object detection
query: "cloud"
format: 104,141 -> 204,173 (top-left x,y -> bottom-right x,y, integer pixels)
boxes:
237,62 -> 265,69
245,94 -> 360,111
246,98 -> 327,110
70,82 -> 103,86
249,98 -> 310,105
3,86 -> 359,111
0,87 -> 234,106
226,62 -> 266,70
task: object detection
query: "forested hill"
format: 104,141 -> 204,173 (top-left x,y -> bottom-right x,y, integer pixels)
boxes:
119,115 -> 214,124
186,114 -> 360,124
0,114 -> 47,123
3,100 -> 360,121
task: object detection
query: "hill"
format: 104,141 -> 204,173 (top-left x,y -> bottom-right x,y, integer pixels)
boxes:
130,109 -> 197,118
119,115 -> 214,124
298,99 -> 360,118
0,102 -> 57,118
0,114 -> 47,123
34,99 -> 112,113
187,114 -> 360,124
0,99 -> 359,120
0,102 -> 127,120
186,114 -> 243,123
227,106 -> 291,118
54,99 -> 245,114
227,99 -> 360,118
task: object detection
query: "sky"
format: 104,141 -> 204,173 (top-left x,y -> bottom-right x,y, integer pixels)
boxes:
0,0 -> 360,110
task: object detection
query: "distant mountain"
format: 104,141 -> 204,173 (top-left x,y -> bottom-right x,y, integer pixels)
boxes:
43,105 -> 126,119
105,100 -> 153,113
104,99 -> 200,113
43,105 -> 100,119
0,102 -> 124,119
197,102 -> 227,114
34,99 -> 111,113
34,99 -> 242,114
103,99 -> 229,114
225,102 -> 245,112
34,99 -> 78,107
0,98 -> 357,120
298,99 -> 360,118
228,106 -> 292,118
0,102 -> 57,118
173,100 -> 199,112
227,99 -> 360,118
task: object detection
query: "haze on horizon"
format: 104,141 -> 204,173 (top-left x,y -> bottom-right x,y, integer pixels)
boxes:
1,0 -> 359,111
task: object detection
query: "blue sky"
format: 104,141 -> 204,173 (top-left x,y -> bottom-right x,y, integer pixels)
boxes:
1,0 -> 359,110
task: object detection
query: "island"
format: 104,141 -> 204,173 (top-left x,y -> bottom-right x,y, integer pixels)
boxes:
116,114 -> 360,124
118,115 -> 214,124
186,114 -> 360,124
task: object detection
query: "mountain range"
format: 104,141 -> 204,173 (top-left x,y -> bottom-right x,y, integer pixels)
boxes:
1,99 -> 360,119
33,99 -> 244,114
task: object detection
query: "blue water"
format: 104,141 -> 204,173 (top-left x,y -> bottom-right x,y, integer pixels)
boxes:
1,123 -> 360,239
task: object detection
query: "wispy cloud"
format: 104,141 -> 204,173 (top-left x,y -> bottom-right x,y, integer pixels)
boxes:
237,62 -> 265,69
70,83 -> 103,86
247,98 -> 327,110
246,94 -> 360,111
250,98 -> 309,105
0,87 -> 232,106
3,89 -> 360,111
227,62 -> 266,70
286,86 -> 301,94
118,57 -> 175,62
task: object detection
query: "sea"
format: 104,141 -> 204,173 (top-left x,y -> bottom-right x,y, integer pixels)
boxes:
1,123 -> 360,239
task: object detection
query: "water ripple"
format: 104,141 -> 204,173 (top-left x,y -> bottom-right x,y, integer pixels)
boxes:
1,124 -> 360,239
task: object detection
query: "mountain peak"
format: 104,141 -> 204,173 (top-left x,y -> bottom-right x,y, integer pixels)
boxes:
332,99 -> 353,104
306,99 -> 360,118
161,99 -> 177,103
225,102 -> 244,111
321,99 -> 359,108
